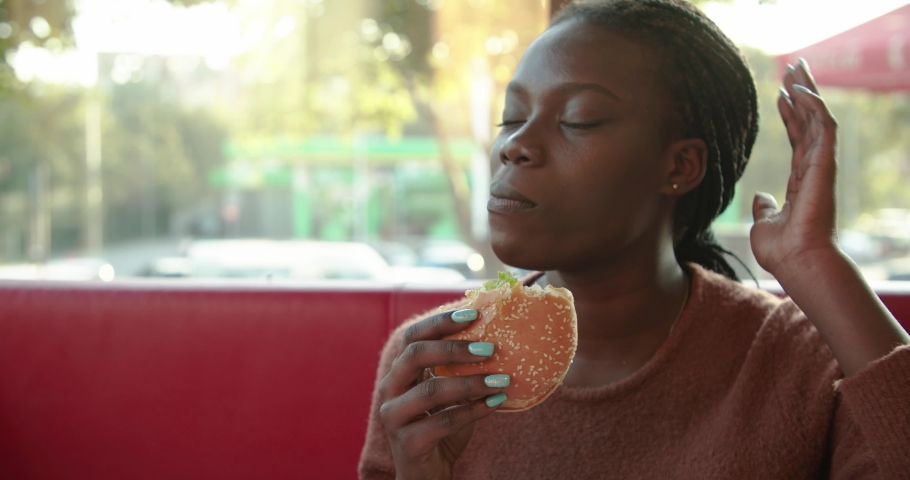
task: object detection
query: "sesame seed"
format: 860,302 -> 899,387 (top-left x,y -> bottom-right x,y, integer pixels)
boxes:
521,358 -> 526,362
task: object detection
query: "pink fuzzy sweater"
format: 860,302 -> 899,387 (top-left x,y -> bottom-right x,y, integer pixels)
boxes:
359,265 -> 910,479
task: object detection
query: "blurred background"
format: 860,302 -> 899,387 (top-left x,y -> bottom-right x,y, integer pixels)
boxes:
0,0 -> 908,283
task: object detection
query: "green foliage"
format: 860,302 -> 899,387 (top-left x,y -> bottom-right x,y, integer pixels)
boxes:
0,87 -> 83,192
102,82 -> 227,222
0,0 -> 220,93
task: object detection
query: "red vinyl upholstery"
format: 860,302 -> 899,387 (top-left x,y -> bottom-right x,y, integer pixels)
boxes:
0,280 -> 907,479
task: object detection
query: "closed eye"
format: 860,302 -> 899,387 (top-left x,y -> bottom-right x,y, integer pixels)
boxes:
496,120 -> 525,127
561,121 -> 606,130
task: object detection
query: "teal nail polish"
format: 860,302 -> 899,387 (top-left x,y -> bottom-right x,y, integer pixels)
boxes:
486,393 -> 507,407
799,57 -> 811,72
779,87 -> 789,98
484,374 -> 510,388
468,342 -> 494,356
451,309 -> 478,323
793,84 -> 812,94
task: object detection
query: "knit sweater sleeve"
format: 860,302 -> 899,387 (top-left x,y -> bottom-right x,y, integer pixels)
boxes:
830,345 -> 910,478
357,322 -> 405,480
358,300 -> 468,480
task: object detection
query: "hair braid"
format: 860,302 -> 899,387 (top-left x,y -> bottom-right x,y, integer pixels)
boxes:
553,0 -> 760,280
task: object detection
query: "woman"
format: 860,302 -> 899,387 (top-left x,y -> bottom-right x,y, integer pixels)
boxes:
359,1 -> 910,478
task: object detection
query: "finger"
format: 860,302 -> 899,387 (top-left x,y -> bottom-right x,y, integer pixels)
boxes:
752,192 -> 779,223
791,84 -> 838,137
791,85 -> 839,166
782,65 -> 809,125
381,340 -> 495,398
381,374 -> 508,429
777,88 -> 799,149
397,395 -> 505,457
400,309 -> 480,349
795,58 -> 821,95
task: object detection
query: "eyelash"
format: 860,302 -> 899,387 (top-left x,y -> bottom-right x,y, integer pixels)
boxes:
561,121 -> 604,130
495,120 -> 605,129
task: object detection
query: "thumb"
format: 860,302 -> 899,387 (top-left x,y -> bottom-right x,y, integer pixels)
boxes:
752,192 -> 779,223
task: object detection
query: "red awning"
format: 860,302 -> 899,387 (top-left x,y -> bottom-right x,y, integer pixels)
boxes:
777,3 -> 910,92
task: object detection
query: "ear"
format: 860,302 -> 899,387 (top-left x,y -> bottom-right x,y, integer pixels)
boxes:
660,138 -> 707,196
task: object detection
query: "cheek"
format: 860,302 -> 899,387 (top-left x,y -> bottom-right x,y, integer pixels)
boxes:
490,137 -> 665,270
558,149 -> 662,239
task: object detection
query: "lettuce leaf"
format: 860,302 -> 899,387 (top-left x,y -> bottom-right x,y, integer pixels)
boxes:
482,271 -> 519,291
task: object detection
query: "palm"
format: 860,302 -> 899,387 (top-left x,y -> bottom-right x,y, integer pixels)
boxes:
750,61 -> 839,275
426,424 -> 476,478
400,401 -> 478,480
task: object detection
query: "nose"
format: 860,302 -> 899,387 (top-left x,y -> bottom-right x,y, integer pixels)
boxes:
498,125 -> 542,167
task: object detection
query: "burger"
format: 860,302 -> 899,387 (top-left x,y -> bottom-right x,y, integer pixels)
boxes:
436,272 -> 578,412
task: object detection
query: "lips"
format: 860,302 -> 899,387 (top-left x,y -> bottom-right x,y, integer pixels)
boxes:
489,182 -> 536,213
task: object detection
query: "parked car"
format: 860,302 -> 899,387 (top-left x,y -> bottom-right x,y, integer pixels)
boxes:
0,257 -> 115,281
142,239 -> 465,283
418,239 -> 487,279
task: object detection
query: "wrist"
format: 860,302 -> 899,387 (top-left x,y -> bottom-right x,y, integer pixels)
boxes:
771,245 -> 849,289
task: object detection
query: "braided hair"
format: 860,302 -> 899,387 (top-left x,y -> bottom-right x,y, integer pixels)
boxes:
553,0 -> 759,280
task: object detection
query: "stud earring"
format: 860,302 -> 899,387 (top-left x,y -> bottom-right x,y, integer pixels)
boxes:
672,183 -> 679,190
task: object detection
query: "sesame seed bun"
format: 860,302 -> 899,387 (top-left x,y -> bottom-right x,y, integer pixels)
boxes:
435,278 -> 577,412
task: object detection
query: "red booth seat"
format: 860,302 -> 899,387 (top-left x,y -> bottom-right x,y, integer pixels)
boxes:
0,279 -> 908,479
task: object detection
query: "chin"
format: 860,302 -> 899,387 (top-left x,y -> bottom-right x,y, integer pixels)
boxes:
490,231 -> 559,272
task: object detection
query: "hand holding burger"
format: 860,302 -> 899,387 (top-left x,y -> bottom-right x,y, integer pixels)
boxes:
376,272 -> 577,479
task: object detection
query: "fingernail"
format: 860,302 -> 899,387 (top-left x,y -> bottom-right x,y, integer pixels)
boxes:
451,309 -> 478,323
779,87 -> 789,98
484,374 -> 510,388
798,57 -> 811,72
786,64 -> 795,73
485,393 -> 507,407
468,342 -> 494,356
793,84 -> 811,94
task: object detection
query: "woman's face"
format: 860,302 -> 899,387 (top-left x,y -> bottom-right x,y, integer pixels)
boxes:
489,18 -> 679,272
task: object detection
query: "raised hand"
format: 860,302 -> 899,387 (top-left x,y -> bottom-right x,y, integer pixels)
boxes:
377,309 -> 507,480
748,59 -> 910,376
750,59 -> 840,276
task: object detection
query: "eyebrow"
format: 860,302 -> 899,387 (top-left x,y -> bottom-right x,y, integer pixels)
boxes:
506,81 -> 622,102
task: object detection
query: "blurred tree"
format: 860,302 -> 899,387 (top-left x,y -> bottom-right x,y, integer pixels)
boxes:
0,0 -> 218,93
100,81 -> 227,242
0,85 -> 89,260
